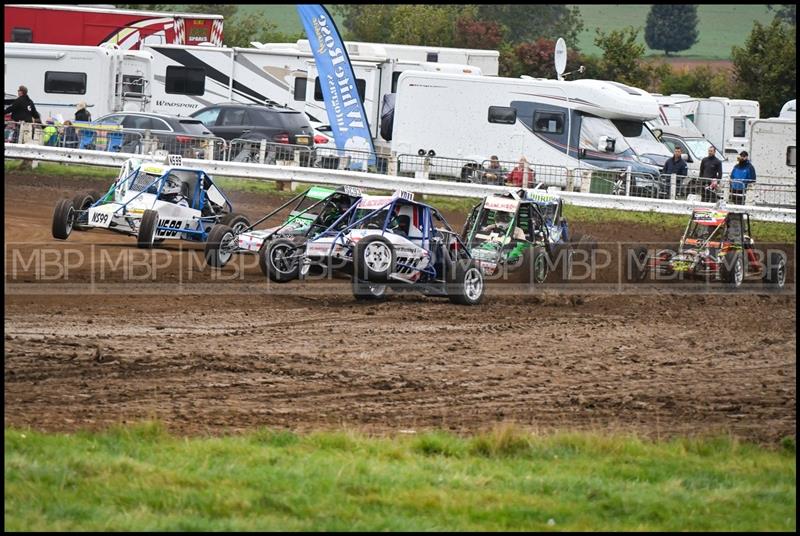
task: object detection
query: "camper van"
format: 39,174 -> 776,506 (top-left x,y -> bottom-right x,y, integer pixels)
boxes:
389,71 -> 665,187
749,118 -> 796,179
4,42 -> 153,121
779,99 -> 796,120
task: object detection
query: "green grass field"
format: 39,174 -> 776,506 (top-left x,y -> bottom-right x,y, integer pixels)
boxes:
6,160 -> 795,243
235,4 -> 772,60
4,424 -> 796,531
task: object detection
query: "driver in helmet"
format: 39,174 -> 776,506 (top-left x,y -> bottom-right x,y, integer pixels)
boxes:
481,211 -> 526,240
319,196 -> 351,229
161,173 -> 189,207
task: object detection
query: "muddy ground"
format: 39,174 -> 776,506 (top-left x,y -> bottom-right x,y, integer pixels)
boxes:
4,172 -> 796,444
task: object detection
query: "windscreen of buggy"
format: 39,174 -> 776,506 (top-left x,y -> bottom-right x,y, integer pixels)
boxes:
289,194 -> 328,223
128,171 -> 163,192
472,209 -> 517,243
686,221 -> 722,242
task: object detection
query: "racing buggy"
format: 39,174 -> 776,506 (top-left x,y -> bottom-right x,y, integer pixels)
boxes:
628,207 -> 787,289
462,189 -> 575,285
51,155 -> 250,248
301,191 -> 485,305
203,185 -> 362,281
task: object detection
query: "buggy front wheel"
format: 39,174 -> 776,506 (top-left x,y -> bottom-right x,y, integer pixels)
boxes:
261,238 -> 302,282
52,198 -> 76,240
448,260 -> 485,305
137,209 -> 159,249
204,224 -> 236,268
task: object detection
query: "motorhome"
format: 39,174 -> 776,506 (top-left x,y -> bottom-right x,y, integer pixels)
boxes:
4,4 -> 223,50
4,42 -> 153,121
389,71 -> 666,185
749,118 -> 796,180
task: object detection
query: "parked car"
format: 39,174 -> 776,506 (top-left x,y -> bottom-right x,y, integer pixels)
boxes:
94,111 -> 215,157
190,103 -> 315,164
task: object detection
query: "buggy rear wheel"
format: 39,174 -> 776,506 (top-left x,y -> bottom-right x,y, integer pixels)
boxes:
52,198 -> 75,240
720,251 -> 744,289
204,224 -> 236,268
220,212 -> 251,234
763,251 -> 786,290
137,209 -> 159,249
261,238 -> 302,282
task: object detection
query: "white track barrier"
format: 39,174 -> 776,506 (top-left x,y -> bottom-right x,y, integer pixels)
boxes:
5,143 -> 795,224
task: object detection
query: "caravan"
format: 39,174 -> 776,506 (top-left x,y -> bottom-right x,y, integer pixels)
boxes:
4,42 -> 153,121
389,71 -> 668,191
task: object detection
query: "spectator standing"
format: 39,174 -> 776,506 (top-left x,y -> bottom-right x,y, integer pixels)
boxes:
75,101 -> 91,122
661,146 -> 688,197
699,145 -> 723,202
729,151 -> 756,205
3,85 -> 39,122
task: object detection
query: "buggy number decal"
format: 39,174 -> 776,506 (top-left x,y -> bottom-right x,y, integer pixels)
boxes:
343,186 -> 362,197
88,208 -> 113,228
158,219 -> 189,237
91,212 -> 109,225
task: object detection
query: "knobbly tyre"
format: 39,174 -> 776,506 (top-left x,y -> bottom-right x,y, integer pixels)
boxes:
51,155 -> 249,248
461,189 -> 575,286
203,185 -> 363,281
301,191 -> 485,305
627,206 -> 787,289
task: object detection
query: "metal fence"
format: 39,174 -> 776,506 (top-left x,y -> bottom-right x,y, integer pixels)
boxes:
227,138 -> 314,166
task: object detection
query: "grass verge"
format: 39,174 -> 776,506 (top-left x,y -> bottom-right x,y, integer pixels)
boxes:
4,424 -> 795,531
5,159 -> 795,243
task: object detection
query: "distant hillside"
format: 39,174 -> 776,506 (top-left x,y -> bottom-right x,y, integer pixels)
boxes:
236,4 -> 774,60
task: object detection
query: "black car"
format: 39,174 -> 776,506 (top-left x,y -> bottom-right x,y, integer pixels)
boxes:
94,112 -> 215,157
190,103 -> 314,163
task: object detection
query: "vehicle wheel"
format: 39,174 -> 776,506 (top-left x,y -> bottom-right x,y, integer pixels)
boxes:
354,235 -> 395,282
720,251 -> 744,289
448,260 -> 485,305
137,209 -> 159,249
52,198 -> 76,240
626,246 -> 649,282
261,238 -> 302,282
204,224 -> 236,268
72,190 -> 102,230
220,212 -> 251,234
763,251 -> 786,290
352,278 -> 387,301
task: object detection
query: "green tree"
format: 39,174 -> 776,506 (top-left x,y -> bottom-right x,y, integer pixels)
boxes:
767,4 -> 796,26
731,19 -> 796,117
644,4 -> 699,56
475,5 -> 584,47
330,5 -> 397,42
387,5 -> 462,46
593,27 -> 667,90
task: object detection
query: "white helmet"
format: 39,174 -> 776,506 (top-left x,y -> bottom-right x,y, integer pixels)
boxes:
162,173 -> 182,196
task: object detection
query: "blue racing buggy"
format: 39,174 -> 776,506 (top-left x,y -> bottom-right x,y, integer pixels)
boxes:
301,191 -> 485,304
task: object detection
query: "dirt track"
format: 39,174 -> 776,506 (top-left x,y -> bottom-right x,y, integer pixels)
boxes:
4,172 -> 797,443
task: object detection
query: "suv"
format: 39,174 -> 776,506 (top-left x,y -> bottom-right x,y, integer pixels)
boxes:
95,112 -> 215,157
191,103 -> 314,162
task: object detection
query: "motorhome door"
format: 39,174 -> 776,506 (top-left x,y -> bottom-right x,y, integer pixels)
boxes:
117,53 -> 152,112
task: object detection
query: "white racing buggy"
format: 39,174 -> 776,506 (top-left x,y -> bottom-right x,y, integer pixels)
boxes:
51,155 -> 249,248
203,185 -> 362,281
302,191 -> 485,305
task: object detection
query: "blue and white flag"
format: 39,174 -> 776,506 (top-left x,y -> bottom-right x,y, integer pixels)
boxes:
296,4 -> 376,166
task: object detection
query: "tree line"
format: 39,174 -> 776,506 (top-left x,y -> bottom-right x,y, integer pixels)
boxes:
118,4 -> 796,118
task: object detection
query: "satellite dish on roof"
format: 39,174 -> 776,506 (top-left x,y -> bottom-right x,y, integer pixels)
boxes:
554,38 -> 567,80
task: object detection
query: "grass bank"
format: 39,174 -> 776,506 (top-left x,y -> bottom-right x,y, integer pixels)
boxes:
4,424 -> 796,531
5,160 -> 795,243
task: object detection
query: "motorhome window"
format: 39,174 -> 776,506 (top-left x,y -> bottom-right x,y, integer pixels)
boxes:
578,116 -> 632,156
426,53 -> 438,62
391,72 -> 402,93
533,112 -> 564,134
11,28 -> 33,43
293,77 -> 307,102
165,66 -> 205,96
733,118 -> 746,137
313,77 -> 366,102
121,75 -> 145,95
488,106 -> 516,125
613,120 -> 671,157
44,71 -> 87,94
788,146 -> 797,167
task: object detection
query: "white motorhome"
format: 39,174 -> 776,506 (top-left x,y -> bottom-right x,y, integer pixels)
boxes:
4,42 -> 153,121
390,71 -> 666,183
749,118 -> 796,180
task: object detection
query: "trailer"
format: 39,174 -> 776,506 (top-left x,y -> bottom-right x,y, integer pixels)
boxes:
4,4 -> 223,50
4,42 -> 153,121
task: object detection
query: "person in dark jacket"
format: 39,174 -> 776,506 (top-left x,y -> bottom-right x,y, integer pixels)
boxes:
4,85 -> 39,123
729,151 -> 756,205
661,146 -> 688,198
74,101 -> 91,122
699,146 -> 723,202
